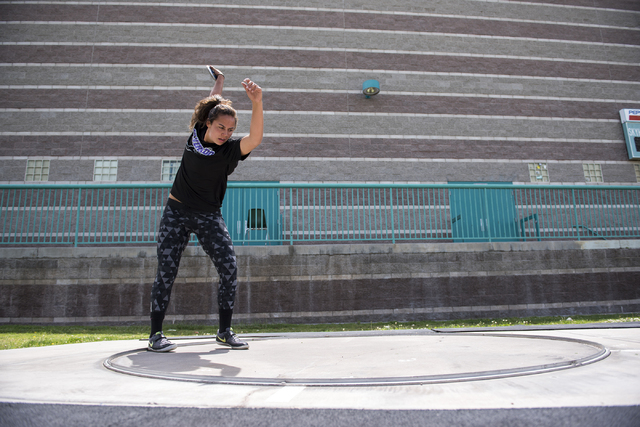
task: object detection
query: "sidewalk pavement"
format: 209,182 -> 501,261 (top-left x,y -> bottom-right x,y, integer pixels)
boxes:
1,325 -> 639,426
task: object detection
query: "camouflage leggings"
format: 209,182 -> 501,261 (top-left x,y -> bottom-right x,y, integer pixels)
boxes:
150,199 -> 238,314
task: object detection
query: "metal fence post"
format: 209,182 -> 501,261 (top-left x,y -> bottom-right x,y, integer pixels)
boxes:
390,188 -> 396,244
74,188 -> 82,247
572,188 -> 581,241
289,187 -> 293,245
483,188 -> 492,242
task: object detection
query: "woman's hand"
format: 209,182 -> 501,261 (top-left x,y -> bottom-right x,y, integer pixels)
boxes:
239,78 -> 263,156
242,78 -> 262,104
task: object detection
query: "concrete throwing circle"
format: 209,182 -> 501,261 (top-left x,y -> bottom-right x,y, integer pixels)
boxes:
104,330 -> 609,387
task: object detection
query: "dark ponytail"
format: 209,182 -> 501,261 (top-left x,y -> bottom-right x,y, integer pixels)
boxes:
189,94 -> 236,130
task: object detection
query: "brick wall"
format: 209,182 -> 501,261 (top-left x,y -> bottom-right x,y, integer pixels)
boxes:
1,240 -> 638,325
1,0 -> 639,185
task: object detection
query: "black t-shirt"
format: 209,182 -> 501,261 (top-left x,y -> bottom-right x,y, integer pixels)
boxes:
170,123 -> 249,212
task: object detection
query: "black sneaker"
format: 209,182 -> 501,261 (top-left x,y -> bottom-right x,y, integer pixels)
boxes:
216,328 -> 249,350
147,331 -> 177,352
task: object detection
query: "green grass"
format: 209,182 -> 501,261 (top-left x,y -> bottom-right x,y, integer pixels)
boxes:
1,313 -> 638,350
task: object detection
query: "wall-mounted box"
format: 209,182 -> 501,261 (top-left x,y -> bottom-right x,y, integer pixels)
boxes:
619,109 -> 640,160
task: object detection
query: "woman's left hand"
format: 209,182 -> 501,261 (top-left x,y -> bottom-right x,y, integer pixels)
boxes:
242,78 -> 262,104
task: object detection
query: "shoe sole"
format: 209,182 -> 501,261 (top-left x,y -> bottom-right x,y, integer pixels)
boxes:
216,340 -> 249,350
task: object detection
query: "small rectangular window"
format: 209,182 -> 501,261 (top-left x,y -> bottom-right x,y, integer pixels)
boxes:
25,159 -> 50,181
635,164 -> 640,183
582,164 -> 603,183
528,163 -> 549,182
94,159 -> 118,181
161,159 -> 181,182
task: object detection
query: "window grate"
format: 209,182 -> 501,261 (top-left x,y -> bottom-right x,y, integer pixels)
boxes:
583,163 -> 603,183
528,163 -> 549,182
25,159 -> 50,181
94,159 -> 118,182
161,159 -> 181,182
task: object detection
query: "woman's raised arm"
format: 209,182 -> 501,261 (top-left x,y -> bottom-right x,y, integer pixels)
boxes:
240,78 -> 263,156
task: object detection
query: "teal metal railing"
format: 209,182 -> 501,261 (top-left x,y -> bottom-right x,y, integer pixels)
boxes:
1,183 -> 639,246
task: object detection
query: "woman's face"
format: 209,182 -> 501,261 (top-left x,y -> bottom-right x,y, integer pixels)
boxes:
204,115 -> 236,145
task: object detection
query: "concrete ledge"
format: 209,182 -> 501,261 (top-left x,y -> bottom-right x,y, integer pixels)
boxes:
5,239 -> 638,260
1,240 -> 639,324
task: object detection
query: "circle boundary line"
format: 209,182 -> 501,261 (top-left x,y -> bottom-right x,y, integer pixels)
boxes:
103,332 -> 611,387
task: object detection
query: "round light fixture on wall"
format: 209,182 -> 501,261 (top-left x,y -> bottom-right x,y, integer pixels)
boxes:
362,80 -> 380,98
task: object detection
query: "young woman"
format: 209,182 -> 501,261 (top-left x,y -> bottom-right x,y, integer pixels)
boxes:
148,66 -> 263,352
